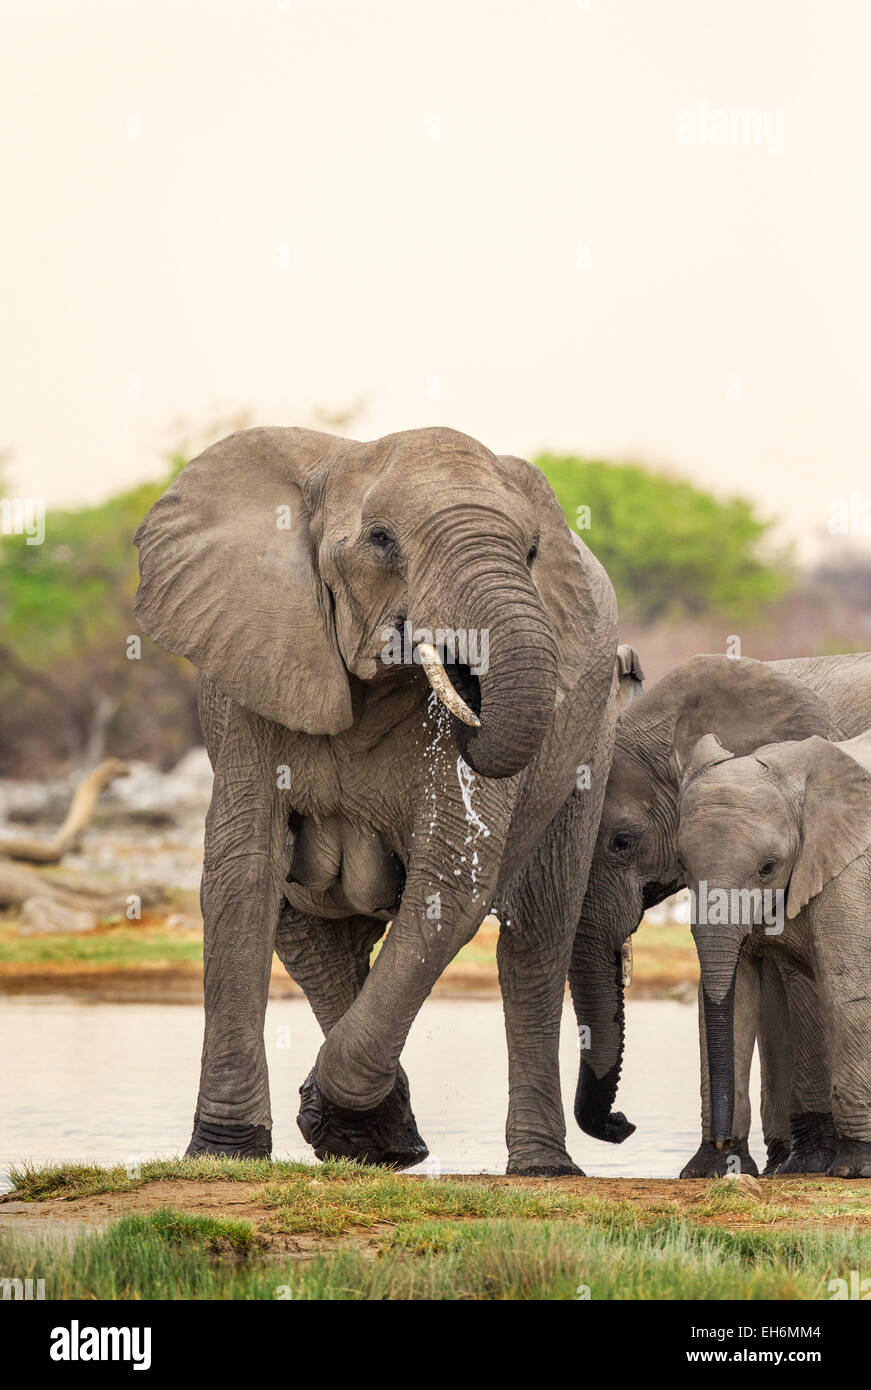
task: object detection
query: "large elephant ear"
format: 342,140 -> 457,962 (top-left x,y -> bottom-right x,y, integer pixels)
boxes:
759,737 -> 871,918
134,427 -> 353,734
497,456 -> 617,699
664,655 -> 830,778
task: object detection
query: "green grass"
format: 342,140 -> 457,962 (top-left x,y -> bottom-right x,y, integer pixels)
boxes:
6,1159 -> 871,1300
0,913 -> 695,992
6,1154 -> 333,1201
0,918 -> 494,970
692,1179 -> 793,1223
6,1156 -> 632,1230
2,1207 -> 869,1301
0,921 -> 203,967
255,1168 -> 602,1235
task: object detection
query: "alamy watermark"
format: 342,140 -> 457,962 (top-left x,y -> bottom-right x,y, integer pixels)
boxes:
1,1276 -> 45,1299
828,492 -> 871,535
828,1271 -> 871,1299
676,103 -> 784,156
0,497 -> 45,545
690,880 -> 784,935
50,1322 -> 151,1369
380,622 -> 489,676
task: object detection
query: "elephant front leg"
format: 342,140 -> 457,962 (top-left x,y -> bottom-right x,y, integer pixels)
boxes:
299,785 -> 513,1169
680,949 -> 760,1177
274,904 -> 426,1164
188,862 -> 281,1157
187,714 -> 287,1159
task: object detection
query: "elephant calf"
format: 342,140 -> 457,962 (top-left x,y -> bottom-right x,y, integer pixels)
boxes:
677,729 -> 871,1178
570,651 -> 871,1177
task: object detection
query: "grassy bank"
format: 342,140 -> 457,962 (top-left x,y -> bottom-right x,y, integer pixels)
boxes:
3,1158 -> 870,1300
0,915 -> 698,998
5,1207 -> 869,1300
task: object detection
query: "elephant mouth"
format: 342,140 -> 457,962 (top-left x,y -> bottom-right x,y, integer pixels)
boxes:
416,643 -> 482,728
642,878 -> 682,911
440,658 -> 482,717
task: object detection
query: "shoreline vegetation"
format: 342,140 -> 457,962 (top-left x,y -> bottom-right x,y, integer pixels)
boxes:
2,1158 -> 870,1299
0,912 -> 699,1003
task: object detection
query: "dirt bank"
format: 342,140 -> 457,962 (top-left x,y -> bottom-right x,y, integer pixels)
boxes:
3,1173 -> 869,1253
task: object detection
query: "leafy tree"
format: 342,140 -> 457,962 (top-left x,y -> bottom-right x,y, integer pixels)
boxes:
0,441 -> 792,775
0,459 -> 195,774
535,454 -> 790,624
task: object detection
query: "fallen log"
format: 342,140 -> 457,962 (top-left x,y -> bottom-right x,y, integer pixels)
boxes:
0,758 -> 162,932
0,758 -> 128,862
0,858 -> 134,915
0,857 -> 163,932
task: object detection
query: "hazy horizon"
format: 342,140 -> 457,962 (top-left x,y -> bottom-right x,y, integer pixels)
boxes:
2,0 -> 870,561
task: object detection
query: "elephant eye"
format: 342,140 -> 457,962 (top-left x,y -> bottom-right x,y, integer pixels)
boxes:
609,832 -> 636,858
526,541 -> 538,566
368,527 -> 396,551
758,859 -> 777,879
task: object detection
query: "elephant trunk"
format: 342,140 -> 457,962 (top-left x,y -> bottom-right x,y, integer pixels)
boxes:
694,920 -> 744,1146
570,927 -> 637,1144
414,526 -> 558,780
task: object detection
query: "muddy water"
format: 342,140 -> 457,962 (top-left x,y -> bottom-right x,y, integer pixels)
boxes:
0,995 -> 764,1191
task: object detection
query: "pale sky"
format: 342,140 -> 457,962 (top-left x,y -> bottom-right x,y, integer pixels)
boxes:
2,0 -> 870,558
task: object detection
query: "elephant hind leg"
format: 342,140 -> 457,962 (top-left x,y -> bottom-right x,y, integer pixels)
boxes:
758,956 -> 793,1174
498,789 -> 607,1178
274,903 -> 385,1035
771,962 -> 836,1175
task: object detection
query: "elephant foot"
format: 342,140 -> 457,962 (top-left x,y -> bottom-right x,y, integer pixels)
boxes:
297,1068 -> 428,1169
506,1161 -> 585,1178
776,1111 -> 837,1175
827,1135 -> 871,1179
679,1138 -> 758,1179
762,1138 -> 790,1176
185,1115 -> 272,1159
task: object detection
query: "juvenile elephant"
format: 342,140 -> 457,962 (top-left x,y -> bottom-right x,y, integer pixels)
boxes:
677,729 -> 871,1178
134,425 -> 620,1174
569,651 -> 871,1176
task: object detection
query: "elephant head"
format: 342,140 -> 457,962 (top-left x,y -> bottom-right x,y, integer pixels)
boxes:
570,654 -> 831,1145
134,425 -> 590,781
677,731 -> 871,1144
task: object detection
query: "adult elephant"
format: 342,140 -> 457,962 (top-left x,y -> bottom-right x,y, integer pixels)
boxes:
134,425 -> 620,1174
569,651 -> 871,1176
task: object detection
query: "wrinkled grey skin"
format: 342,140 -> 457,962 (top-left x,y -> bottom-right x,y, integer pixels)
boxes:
678,729 -> 871,1178
570,652 -> 871,1176
134,425 -> 620,1174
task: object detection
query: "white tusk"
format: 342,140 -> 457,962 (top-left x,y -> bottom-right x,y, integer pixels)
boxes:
621,938 -> 633,988
417,643 -> 481,728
